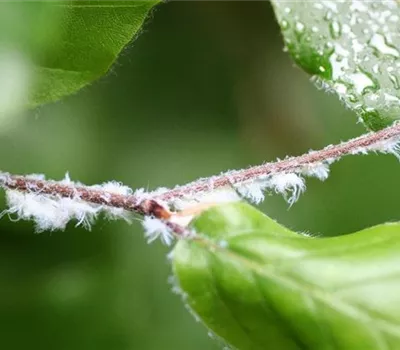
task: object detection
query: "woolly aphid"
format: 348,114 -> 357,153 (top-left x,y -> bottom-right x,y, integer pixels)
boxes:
0,173 -> 134,232
142,216 -> 174,246
1,134 -> 400,244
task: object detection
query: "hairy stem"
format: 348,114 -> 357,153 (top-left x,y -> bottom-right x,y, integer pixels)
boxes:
155,123 -> 400,202
1,122 -> 400,228
0,174 -> 170,219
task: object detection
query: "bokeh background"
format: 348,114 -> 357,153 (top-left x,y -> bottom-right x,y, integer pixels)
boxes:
1,2 -> 400,350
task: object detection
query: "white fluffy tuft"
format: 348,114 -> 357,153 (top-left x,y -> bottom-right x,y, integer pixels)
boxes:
301,162 -> 330,181
90,180 -> 133,204
1,190 -> 101,232
96,181 -> 132,195
269,173 -> 305,206
142,216 -> 173,246
236,173 -> 305,206
0,173 -> 134,232
25,173 -> 46,181
350,136 -> 400,160
366,136 -> 400,160
0,172 -> 9,185
235,179 -> 267,204
4,133 -> 400,234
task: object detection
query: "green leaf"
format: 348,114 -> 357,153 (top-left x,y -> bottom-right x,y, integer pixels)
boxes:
173,202 -> 400,349
0,1 -> 159,109
271,1 -> 400,130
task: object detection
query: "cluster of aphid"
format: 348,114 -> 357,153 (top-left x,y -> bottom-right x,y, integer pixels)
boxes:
0,131 -> 399,245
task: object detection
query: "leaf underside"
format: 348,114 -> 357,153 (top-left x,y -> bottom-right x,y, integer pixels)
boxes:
271,0 -> 400,131
173,202 -> 400,350
0,0 -> 159,109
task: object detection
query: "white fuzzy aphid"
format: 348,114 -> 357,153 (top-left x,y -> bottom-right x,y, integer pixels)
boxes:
0,173 -> 134,232
268,173 -> 306,206
1,190 -> 101,232
2,133 -> 400,243
142,216 -> 173,246
235,172 -> 306,206
353,135 -> 400,160
300,161 -> 331,181
235,179 -> 267,204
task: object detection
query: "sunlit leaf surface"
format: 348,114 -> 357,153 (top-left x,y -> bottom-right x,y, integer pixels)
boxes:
272,0 -> 400,130
174,202 -> 400,349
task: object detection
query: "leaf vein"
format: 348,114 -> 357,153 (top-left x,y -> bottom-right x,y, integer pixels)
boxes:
195,237 -> 400,339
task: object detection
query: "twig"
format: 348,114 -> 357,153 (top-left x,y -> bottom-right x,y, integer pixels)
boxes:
1,122 -> 400,239
0,175 -> 170,218
155,122 -> 400,202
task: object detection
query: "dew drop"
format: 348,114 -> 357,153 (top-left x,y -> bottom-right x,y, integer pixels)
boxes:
295,21 -> 305,33
348,72 -> 375,95
347,93 -> 357,103
324,10 -> 333,21
389,74 -> 400,90
335,83 -> 347,94
329,21 -> 341,39
369,33 -> 400,57
372,64 -> 380,74
336,54 -> 344,62
280,19 -> 289,30
384,92 -> 400,103
341,24 -> 351,34
284,7 -> 291,14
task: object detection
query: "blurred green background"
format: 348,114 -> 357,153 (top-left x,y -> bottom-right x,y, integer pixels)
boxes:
1,2 -> 400,349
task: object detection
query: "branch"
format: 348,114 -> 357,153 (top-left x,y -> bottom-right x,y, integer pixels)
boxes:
1,122 -> 400,242
155,122 -> 400,203
0,174 -> 170,218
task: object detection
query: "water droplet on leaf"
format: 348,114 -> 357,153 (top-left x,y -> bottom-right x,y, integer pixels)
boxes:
389,74 -> 400,90
329,21 -> 341,39
369,33 -> 400,57
280,19 -> 289,30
